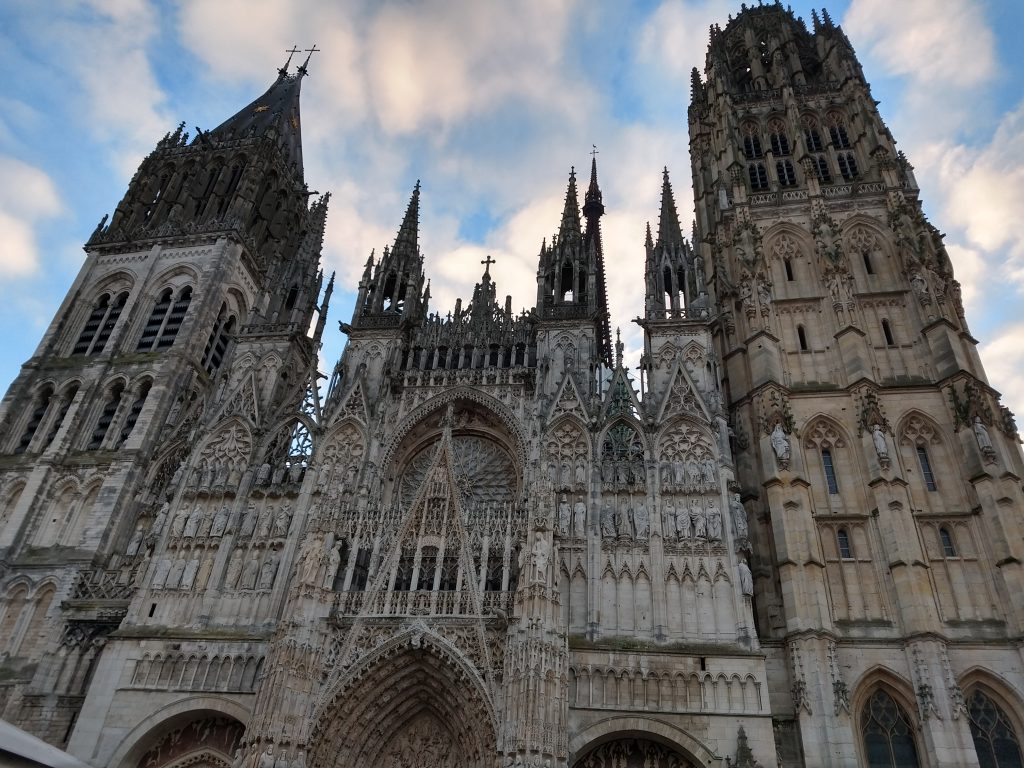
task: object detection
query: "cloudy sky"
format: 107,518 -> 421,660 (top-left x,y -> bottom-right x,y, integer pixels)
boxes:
0,0 -> 1022,419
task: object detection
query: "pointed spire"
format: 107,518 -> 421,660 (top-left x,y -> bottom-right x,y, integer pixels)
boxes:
362,250 -> 375,282
279,45 -> 301,78
392,180 -> 421,259
645,222 -> 654,250
558,167 -> 582,242
657,167 -> 685,249
583,150 -> 604,219
297,44 -> 320,76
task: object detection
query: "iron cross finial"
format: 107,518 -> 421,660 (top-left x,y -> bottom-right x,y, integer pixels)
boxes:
279,46 -> 302,76
299,44 -> 321,73
591,144 -> 599,159
481,255 -> 496,275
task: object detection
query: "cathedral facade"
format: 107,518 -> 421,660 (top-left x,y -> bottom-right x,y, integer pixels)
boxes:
1,5 -> 1022,768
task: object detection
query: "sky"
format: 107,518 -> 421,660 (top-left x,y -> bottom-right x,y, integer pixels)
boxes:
0,0 -> 1022,421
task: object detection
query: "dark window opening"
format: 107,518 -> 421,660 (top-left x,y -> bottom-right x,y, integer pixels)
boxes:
804,128 -> 824,152
16,387 -> 54,454
748,163 -> 769,191
882,319 -> 894,346
837,528 -> 853,558
88,384 -> 124,450
784,258 -> 794,282
838,152 -> 859,180
797,325 -> 808,351
743,135 -> 764,159
777,159 -> 797,187
862,690 -> 921,768
939,527 -> 956,557
822,448 -> 839,494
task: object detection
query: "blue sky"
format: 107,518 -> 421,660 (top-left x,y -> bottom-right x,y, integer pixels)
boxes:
0,0 -> 1022,418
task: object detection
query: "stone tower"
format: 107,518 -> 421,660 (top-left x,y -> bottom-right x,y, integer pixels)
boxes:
689,4 -> 1024,767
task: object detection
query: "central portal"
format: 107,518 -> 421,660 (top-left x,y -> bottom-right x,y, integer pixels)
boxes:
374,712 -> 464,768
573,738 -> 697,768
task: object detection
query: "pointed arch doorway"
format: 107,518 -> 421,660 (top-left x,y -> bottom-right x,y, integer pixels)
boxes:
309,632 -> 498,768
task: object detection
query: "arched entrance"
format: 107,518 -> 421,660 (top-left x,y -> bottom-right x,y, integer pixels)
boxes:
573,737 -> 698,767
129,713 -> 244,768
309,631 -> 497,768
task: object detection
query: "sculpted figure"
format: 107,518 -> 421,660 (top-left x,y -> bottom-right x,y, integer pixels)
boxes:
224,550 -> 244,589
240,552 -> 260,590
672,460 -> 685,486
255,462 -> 272,485
633,502 -> 649,539
259,746 -> 275,768
126,525 -> 145,556
572,499 -> 587,538
730,493 -> 748,539
871,423 -> 889,460
258,551 -> 279,589
739,559 -> 754,596
213,461 -> 230,488
702,457 -> 718,485
706,501 -> 723,541
180,558 -> 199,590
323,545 -> 342,590
600,501 -> 616,538
197,508 -> 213,538
273,503 -> 293,538
152,502 -> 169,537
661,460 -> 673,490
240,503 -> 259,538
613,501 -> 629,537
292,752 -> 306,768
973,416 -> 994,452
574,460 -> 587,488
196,556 -> 214,591
663,500 -> 677,539
183,506 -> 202,538
166,558 -> 186,589
531,531 -> 550,582
560,460 -> 572,489
686,459 -> 701,486
227,462 -> 243,488
151,558 -> 171,588
343,464 -> 358,491
288,463 -> 304,484
271,465 -> 287,485
691,499 -> 707,539
256,507 -> 273,539
300,535 -> 324,585
556,495 -> 571,536
770,423 -> 791,467
170,508 -> 189,538
210,505 -> 230,538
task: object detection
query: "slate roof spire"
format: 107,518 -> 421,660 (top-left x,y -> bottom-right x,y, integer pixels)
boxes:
558,167 -> 582,243
656,167 -> 685,249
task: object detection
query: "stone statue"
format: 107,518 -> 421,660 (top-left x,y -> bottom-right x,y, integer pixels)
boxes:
706,501 -> 722,541
256,462 -> 272,485
973,416 -> 994,452
633,502 -> 649,539
170,508 -> 189,538
730,493 -> 748,539
323,545 -> 342,590
196,557 -> 214,591
256,507 -> 273,539
574,460 -> 587,488
197,509 -> 213,538
210,505 -> 230,538
258,551 -> 278,589
702,457 -> 718,485
770,423 -> 791,468
166,558 -> 186,589
180,558 -> 199,590
739,560 -> 753,596
126,525 -> 144,556
240,552 -> 260,590
288,462 -> 304,484
231,749 -> 244,768
225,550 -> 244,589
560,460 -> 572,488
343,464 -> 358,491
273,503 -> 293,538
600,501 -> 615,538
259,746 -> 275,768
613,501 -> 629,537
691,500 -> 707,539
183,506 -> 202,538
572,499 -> 587,538
672,460 -> 685,487
300,535 -> 324,585
677,501 -> 692,540
686,459 -> 701,487
531,531 -> 550,582
292,752 -> 306,768
151,558 -> 171,589
557,495 -> 571,536
271,465 -> 287,485
240,503 -> 259,538
152,502 -> 169,537
871,423 -> 889,461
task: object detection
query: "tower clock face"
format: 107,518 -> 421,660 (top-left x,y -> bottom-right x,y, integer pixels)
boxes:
398,433 -> 517,510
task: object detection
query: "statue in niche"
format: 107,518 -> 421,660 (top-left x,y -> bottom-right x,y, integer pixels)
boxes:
316,461 -> 333,491
196,556 -> 214,591
227,462 -> 243,488
871,424 -> 890,465
292,752 -> 306,768
531,531 -> 550,582
672,460 -> 685,487
224,550 -> 244,589
663,499 -> 677,539
556,495 -> 571,536
686,459 -> 701,487
323,545 -> 342,590
199,464 -> 214,490
547,461 -> 558,485
572,499 -> 587,538
614,500 -> 630,537
560,460 -> 572,489
214,461 -> 230,489
273,503 -> 293,538
126,525 -> 145,557
167,558 -> 186,589
240,552 -> 260,590
633,501 -> 649,539
210,506 -> 230,538
170,508 -> 188,538
600,501 -> 616,538
183,506 -> 202,538
180,558 -> 199,590
739,559 -> 754,596
240,503 -> 259,538
258,551 -> 279,589
271,465 -> 287,485
197,509 -> 214,538
256,507 -> 273,539
151,558 -> 171,588
132,550 -> 151,586
730,493 -> 748,539
256,462 -> 272,485
288,463 -> 304,484
910,271 -> 930,301
973,416 -> 994,455
615,461 -> 629,485
691,499 -> 707,539
342,464 -> 358,491
259,746 -> 275,768
169,461 -> 186,488
770,422 -> 791,469
661,460 -> 673,491
707,501 -> 723,541
299,534 -> 325,585
702,457 -> 718,485
574,459 -> 587,488
152,502 -> 169,538
678,500 -> 693,540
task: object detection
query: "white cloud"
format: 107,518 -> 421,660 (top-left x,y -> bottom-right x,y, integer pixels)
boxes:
979,323 -> 1024,425
0,156 -> 63,277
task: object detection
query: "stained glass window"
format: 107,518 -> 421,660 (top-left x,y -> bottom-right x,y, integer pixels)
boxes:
862,689 -> 920,768
968,689 -> 1024,768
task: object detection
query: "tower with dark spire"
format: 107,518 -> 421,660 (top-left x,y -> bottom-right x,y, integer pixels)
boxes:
644,167 -> 696,318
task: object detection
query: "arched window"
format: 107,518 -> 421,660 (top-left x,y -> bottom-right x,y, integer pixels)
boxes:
351,548 -> 372,591
73,291 -> 128,356
862,689 -> 921,767
203,304 -> 237,374
917,445 -> 937,491
784,257 -> 795,282
822,448 -> 839,494
776,159 -> 797,187
43,383 -> 79,448
882,319 -> 894,346
804,126 -> 825,152
769,131 -> 791,156
814,156 -> 832,183
417,546 -> 438,591
864,249 -> 876,275
116,381 -> 151,448
939,527 -> 956,557
967,688 -> 1024,767
837,528 -> 853,558
137,286 -> 192,351
748,163 -> 769,191
830,123 -> 853,149
742,133 -> 764,159
88,383 -> 124,450
838,152 -> 859,181
15,386 -> 53,454
797,325 -> 808,351
393,549 -> 414,591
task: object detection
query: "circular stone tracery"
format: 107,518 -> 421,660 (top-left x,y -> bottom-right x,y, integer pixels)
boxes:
399,434 -> 517,509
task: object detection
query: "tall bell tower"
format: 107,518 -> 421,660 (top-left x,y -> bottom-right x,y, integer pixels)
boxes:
690,4 -> 1024,766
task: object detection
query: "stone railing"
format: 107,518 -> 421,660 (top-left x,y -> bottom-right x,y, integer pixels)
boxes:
331,589 -> 514,618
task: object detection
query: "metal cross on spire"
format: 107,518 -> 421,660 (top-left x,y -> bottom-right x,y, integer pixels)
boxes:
280,45 -> 302,76
298,44 -> 320,74
481,255 -> 496,276
590,144 -> 599,159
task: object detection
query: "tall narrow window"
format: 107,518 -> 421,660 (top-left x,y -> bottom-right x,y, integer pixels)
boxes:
158,287 -> 191,349
116,382 -> 150,448
830,124 -> 852,149
797,325 -> 808,351
822,448 -> 839,494
967,688 -> 1024,768
137,289 -> 172,350
439,554 -> 459,591
838,152 -> 859,180
417,546 -> 438,591
485,548 -> 504,591
138,287 -> 191,351
393,549 -> 414,591
88,384 -> 124,450
814,156 -> 832,183
770,132 -> 791,156
776,159 -> 797,187
15,387 -> 53,454
73,292 -> 129,356
784,258 -> 795,282
202,305 -> 236,374
861,690 -> 921,767
837,528 -> 853,558
748,163 -> 769,191
863,249 -> 876,275
44,384 -> 79,448
804,127 -> 825,152
351,548 -> 371,591
743,134 -> 764,159
917,445 -> 937,491
939,527 -> 956,557
881,319 -> 895,346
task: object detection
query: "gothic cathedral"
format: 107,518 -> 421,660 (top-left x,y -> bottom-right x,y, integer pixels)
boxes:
1,6 -> 1022,768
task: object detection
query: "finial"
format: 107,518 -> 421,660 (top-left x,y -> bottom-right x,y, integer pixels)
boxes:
279,46 -> 301,77
481,254 -> 496,276
298,44 -> 320,75
615,328 -> 624,368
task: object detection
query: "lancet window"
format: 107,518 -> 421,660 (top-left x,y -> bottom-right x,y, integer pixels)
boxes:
115,380 -> 151,448
73,291 -> 128,355
861,689 -> 921,767
137,286 -> 192,351
202,303 -> 237,374
967,688 -> 1024,768
88,383 -> 124,450
15,386 -> 53,454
